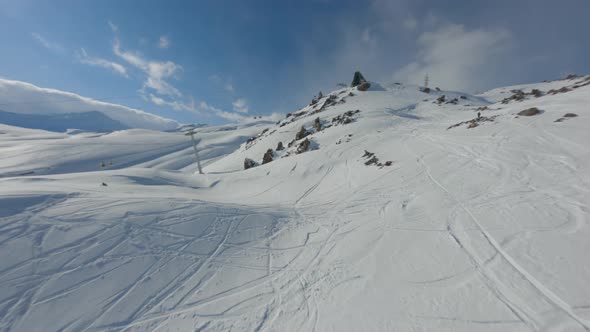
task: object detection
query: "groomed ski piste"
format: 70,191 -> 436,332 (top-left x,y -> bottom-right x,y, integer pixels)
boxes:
1,75 -> 589,331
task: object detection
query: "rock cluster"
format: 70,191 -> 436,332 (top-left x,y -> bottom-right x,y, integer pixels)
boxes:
362,150 -> 393,168
447,115 -> 499,130
332,110 -> 360,126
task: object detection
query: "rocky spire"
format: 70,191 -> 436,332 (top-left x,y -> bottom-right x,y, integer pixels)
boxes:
351,71 -> 367,87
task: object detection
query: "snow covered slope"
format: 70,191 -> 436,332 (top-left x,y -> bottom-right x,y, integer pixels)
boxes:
0,122 -> 269,177
1,76 -> 589,331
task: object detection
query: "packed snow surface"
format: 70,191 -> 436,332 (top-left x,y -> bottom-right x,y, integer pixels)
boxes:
1,77 -> 590,331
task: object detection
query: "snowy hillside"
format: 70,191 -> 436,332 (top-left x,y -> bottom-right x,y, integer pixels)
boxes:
1,74 -> 589,331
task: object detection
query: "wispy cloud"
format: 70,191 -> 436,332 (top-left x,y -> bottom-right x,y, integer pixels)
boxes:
113,38 -> 182,97
107,22 -> 253,123
31,32 -> 64,53
148,94 -> 200,114
157,36 -> 170,49
232,98 -> 249,113
108,21 -> 118,32
76,48 -> 128,77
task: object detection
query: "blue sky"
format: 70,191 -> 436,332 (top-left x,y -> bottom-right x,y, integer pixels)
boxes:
0,0 -> 589,125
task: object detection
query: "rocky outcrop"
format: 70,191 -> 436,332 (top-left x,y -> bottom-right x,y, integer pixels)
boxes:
448,115 -> 499,130
351,71 -> 367,87
262,149 -> 274,164
548,87 -> 571,95
297,138 -> 311,154
244,158 -> 258,170
362,150 -> 392,168
332,110 -> 360,126
357,81 -> 371,91
276,141 -> 284,151
555,113 -> 579,122
313,117 -> 322,132
518,107 -> 542,116
295,126 -> 309,140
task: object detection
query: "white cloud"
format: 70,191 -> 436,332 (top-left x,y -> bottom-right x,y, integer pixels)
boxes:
232,98 -> 249,113
76,48 -> 128,77
31,32 -> 64,53
108,21 -> 118,32
107,24 -> 253,123
149,94 -> 201,114
197,100 -> 282,123
393,23 -> 510,91
0,78 -> 178,130
158,36 -> 170,49
113,38 -> 183,97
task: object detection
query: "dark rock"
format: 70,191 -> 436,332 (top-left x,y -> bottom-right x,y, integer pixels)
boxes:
518,107 -> 542,116
314,95 -> 339,113
362,150 -> 374,158
565,74 -> 579,80
436,95 -> 446,104
295,126 -> 309,140
548,87 -> 571,95
332,110 -> 360,126
101,182 -> 108,187
365,156 -> 379,166
460,95 -> 467,99
421,87 -> 431,93
276,141 -> 284,151
262,149 -> 274,164
564,113 -> 578,117
313,117 -> 322,132
435,87 -> 441,91
351,71 -> 368,87
357,81 -> 371,91
244,158 -> 258,170
448,115 -> 499,130
531,89 -> 544,97
297,138 -> 311,153
501,90 -> 526,103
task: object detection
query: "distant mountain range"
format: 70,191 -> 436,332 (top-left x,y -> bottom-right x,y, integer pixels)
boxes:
0,109 -> 129,132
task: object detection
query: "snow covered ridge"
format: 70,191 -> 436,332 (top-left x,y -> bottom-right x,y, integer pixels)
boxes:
1,73 -> 590,331
0,78 -> 179,131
